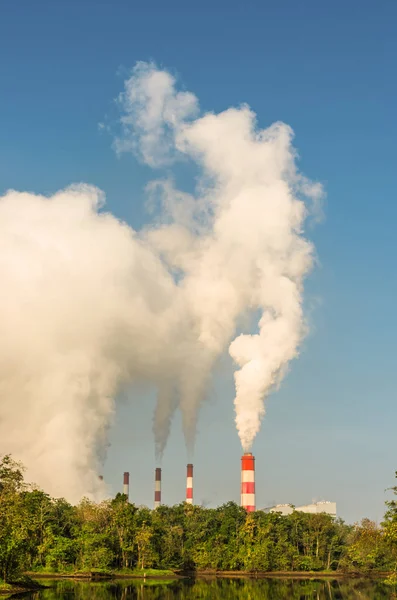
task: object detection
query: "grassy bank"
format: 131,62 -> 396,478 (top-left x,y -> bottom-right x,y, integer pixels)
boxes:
113,568 -> 178,578
25,567 -> 178,580
0,584 -> 33,597
25,569 -> 111,580
0,581 -> 13,596
0,576 -> 44,596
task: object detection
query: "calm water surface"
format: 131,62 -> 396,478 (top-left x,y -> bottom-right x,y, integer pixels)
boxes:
19,578 -> 395,599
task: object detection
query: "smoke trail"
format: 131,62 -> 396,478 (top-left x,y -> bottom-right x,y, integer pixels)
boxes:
152,383 -> 178,460
116,63 -> 322,454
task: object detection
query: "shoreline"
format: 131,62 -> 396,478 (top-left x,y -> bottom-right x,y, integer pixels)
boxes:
24,570 -> 392,581
191,570 -> 392,580
0,586 -> 30,596
0,581 -> 45,596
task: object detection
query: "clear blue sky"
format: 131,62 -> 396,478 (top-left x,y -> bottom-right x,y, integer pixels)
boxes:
1,0 -> 396,523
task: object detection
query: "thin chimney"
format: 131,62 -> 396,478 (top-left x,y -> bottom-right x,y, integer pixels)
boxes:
123,471 -> 129,500
154,467 -> 161,508
186,463 -> 193,504
241,453 -> 255,512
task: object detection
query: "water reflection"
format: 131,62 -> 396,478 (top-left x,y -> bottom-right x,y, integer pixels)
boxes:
20,577 -> 395,599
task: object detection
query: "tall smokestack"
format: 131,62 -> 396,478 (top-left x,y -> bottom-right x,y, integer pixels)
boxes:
241,453 -> 255,512
186,463 -> 193,504
154,467 -> 161,508
123,471 -> 129,500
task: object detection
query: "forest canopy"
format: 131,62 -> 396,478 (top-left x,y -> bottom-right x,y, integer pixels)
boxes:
0,455 -> 396,582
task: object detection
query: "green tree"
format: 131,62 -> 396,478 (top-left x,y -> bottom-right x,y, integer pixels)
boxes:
74,499 -> 114,571
135,524 -> 156,569
340,519 -> 390,573
110,494 -> 137,569
0,455 -> 30,581
383,471 -> 397,576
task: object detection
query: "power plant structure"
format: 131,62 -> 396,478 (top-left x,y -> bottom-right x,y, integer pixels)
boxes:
186,463 -> 193,504
264,501 -> 337,517
123,471 -> 129,500
154,467 -> 162,508
241,452 -> 256,512
113,454 -> 335,516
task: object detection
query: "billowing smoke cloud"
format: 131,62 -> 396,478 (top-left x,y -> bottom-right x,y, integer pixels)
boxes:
116,62 -> 322,453
0,63 -> 321,501
0,185 -> 180,500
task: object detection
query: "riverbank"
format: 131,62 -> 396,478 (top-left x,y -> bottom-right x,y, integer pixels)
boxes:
0,582 -> 15,596
25,568 -> 179,581
0,577 -> 45,596
0,584 -> 37,596
24,568 -> 393,581
199,570 -> 393,579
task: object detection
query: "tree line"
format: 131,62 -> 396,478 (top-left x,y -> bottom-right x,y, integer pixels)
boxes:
1,455 -> 396,582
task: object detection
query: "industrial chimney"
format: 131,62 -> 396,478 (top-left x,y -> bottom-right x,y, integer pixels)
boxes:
241,453 -> 255,512
123,472 -> 130,500
186,464 -> 193,504
154,467 -> 161,508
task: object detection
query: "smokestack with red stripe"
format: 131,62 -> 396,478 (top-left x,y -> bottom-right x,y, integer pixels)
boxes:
154,468 -> 161,508
186,463 -> 193,504
123,472 -> 129,500
241,453 -> 255,512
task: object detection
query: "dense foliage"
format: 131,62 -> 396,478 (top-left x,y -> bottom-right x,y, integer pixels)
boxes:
1,456 -> 396,582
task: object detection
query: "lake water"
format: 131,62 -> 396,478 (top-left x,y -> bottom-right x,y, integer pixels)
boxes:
18,577 -> 395,599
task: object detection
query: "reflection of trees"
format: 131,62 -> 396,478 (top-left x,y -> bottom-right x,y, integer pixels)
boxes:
33,578 -> 394,600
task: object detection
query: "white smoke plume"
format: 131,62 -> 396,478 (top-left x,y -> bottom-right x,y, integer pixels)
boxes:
116,62 -> 322,454
0,63 -> 321,501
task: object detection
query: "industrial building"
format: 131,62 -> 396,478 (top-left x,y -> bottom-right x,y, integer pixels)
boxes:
263,501 -> 337,517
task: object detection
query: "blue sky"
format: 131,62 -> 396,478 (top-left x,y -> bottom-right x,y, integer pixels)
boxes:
1,0 -> 396,523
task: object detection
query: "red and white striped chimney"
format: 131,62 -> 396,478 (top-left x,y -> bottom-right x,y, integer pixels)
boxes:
241,453 -> 255,512
154,467 -> 161,508
186,464 -> 193,504
123,472 -> 129,500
